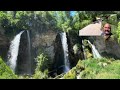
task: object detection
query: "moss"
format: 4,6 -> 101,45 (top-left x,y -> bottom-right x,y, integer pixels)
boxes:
80,68 -> 96,79
76,60 -> 85,71
63,67 -> 77,79
83,40 -> 93,59
33,69 -> 48,79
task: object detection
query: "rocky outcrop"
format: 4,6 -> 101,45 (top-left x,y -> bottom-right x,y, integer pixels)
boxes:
30,27 -> 58,74
0,25 -> 10,61
67,31 -> 84,67
51,33 -> 65,76
0,24 -> 5,35
16,30 -> 32,75
31,30 -> 57,60
88,36 -> 120,59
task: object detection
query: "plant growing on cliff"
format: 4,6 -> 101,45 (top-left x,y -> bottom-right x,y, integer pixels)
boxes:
116,22 -> 120,43
35,53 -> 49,72
0,57 -> 18,79
33,53 -> 49,79
63,67 -> 77,79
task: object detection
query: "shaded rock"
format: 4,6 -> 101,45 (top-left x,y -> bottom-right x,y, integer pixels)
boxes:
51,33 -> 64,76
87,36 -> 120,59
67,31 -> 84,67
30,28 -> 58,74
0,34 -> 10,61
16,30 -> 32,75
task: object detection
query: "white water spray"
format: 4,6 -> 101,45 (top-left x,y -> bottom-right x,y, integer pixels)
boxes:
7,31 -> 24,72
87,40 -> 102,58
60,32 -> 70,73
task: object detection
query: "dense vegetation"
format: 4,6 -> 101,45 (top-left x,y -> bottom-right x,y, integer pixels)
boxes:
0,57 -> 17,79
0,11 -> 120,79
0,11 -> 119,37
60,58 -> 120,79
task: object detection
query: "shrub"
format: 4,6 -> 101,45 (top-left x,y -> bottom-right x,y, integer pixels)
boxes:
0,57 -> 18,79
33,53 -> 49,79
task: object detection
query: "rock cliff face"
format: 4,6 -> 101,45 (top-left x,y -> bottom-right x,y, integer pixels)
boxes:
67,31 -> 84,67
31,30 -> 57,60
87,36 -> 120,59
0,25 -> 10,61
16,30 -> 32,75
52,33 -> 64,75
30,27 -> 58,73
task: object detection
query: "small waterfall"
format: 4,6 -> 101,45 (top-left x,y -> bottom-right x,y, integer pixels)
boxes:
82,40 -> 86,59
7,31 -> 24,72
87,40 -> 102,58
60,32 -> 70,73
27,30 -> 32,74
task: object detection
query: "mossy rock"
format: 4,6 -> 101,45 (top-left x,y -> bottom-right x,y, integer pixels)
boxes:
73,44 -> 81,54
63,67 -> 77,79
80,68 -> 96,79
76,60 -> 85,70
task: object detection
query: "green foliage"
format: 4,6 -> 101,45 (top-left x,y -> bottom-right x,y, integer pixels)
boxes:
33,53 -> 49,79
18,74 -> 32,79
33,69 -> 48,79
83,40 -> 93,59
116,22 -> 120,43
0,57 -> 18,79
63,67 -> 77,79
1,11 -> 117,35
78,58 -> 120,79
108,14 -> 117,25
80,20 -> 91,29
60,57 -> 120,79
35,53 -> 49,72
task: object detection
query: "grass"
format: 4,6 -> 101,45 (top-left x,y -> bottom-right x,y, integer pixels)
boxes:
79,58 -> 120,79
61,58 -> 120,79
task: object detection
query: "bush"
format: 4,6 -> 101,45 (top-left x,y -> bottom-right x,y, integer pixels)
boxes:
0,57 -> 18,79
33,69 -> 48,79
63,67 -> 77,79
80,20 -> 91,29
33,53 -> 49,79
35,53 -> 49,72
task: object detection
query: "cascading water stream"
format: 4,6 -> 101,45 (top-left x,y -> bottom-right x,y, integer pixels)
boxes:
60,32 -> 70,73
87,40 -> 102,58
7,31 -> 24,72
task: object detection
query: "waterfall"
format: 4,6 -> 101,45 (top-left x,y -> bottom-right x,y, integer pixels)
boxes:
27,30 -> 32,74
87,40 -> 102,58
82,40 -> 86,59
7,31 -> 24,72
60,32 -> 70,73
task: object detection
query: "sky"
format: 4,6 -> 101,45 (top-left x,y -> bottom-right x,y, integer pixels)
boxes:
70,11 -> 76,16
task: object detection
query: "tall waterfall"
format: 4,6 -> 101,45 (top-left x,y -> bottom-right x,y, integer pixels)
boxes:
7,31 -> 24,72
87,40 -> 102,58
60,32 -> 70,73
